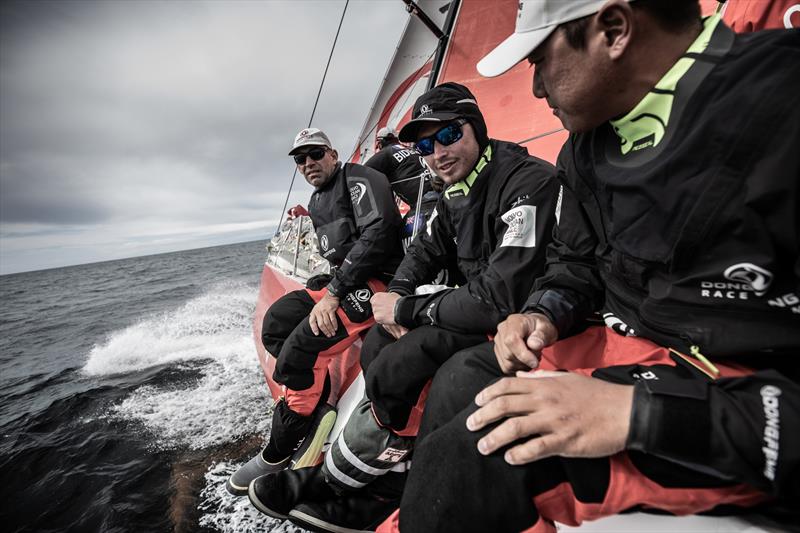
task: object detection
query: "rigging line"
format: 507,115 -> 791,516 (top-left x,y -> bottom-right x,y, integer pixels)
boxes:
515,127 -> 565,146
347,45 -> 438,162
275,0 -> 350,236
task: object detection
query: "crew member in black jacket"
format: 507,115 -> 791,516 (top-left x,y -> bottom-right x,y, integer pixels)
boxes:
365,127 -> 438,220
365,127 -> 439,246
247,83 -> 559,531
393,1 -> 800,532
227,127 -> 403,497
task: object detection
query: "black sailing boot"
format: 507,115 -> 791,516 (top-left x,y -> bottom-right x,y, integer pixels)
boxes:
287,491 -> 399,532
287,472 -> 406,532
248,464 -> 337,520
226,398 -> 310,496
228,375 -> 334,496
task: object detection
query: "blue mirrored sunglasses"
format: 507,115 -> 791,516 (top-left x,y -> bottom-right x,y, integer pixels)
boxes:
414,119 -> 467,156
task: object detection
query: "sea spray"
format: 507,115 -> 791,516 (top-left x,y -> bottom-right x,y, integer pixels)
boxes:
198,462 -> 305,533
1,241 -> 280,531
83,281 -> 255,376
82,281 -> 272,451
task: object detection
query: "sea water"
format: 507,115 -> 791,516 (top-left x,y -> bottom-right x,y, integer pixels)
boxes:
0,241 -> 305,532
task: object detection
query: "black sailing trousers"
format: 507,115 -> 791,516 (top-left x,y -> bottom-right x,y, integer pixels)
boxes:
397,340 -> 767,533
361,323 -> 487,430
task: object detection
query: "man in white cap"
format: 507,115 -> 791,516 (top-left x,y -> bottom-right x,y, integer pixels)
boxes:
226,127 -> 404,497
387,0 -> 800,531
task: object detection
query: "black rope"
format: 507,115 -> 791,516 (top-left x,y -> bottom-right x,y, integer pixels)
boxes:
275,0 -> 350,236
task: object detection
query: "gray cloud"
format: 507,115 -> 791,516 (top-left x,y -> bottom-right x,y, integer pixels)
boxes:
0,0 -> 406,274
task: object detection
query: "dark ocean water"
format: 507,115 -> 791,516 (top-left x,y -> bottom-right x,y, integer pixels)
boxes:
0,241 -> 304,533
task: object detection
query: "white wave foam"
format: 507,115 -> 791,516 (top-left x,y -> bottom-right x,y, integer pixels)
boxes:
83,281 -> 256,376
81,279 -> 305,529
110,336 -> 272,450
85,281 -> 273,450
198,461 -> 306,533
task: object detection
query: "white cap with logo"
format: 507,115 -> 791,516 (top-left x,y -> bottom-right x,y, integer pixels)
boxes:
477,0 -> 631,78
376,126 -> 397,140
289,127 -> 333,155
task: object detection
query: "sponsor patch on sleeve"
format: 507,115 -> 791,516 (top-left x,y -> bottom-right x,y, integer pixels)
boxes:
500,205 -> 537,248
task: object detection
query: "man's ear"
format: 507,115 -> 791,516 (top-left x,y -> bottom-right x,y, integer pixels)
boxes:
331,149 -> 339,161
596,0 -> 633,60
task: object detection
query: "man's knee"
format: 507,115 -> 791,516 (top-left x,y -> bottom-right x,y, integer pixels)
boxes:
262,290 -> 313,350
420,342 -> 500,435
360,324 -> 396,372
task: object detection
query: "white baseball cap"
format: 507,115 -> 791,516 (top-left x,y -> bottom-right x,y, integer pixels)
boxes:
288,127 -> 332,155
376,126 -> 397,140
477,0 -> 631,78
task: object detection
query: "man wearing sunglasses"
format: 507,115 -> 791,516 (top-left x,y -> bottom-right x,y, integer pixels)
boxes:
228,127 -> 404,497
247,82 -> 560,532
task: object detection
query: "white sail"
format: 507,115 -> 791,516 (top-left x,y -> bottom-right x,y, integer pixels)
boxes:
349,0 -> 453,163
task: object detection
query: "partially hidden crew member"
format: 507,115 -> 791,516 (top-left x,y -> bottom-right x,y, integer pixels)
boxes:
366,127 -> 438,213
365,127 -> 440,240
226,127 -> 403,497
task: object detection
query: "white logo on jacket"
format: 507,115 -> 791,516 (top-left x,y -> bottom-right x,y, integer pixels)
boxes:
355,289 -> 371,302
320,235 -> 329,251
760,385 -> 782,480
768,292 -> 800,314
500,205 -> 537,248
723,263 -> 773,296
350,183 -> 367,206
699,262 -> 774,300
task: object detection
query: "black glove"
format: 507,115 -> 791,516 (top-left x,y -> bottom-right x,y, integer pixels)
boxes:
306,273 -> 333,291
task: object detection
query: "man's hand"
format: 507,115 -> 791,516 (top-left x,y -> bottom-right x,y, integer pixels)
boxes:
494,313 -> 558,374
382,324 -> 409,339
466,371 -> 634,465
371,292 -> 401,326
309,292 -> 340,337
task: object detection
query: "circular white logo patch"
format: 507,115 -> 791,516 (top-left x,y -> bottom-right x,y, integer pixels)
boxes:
355,289 -> 371,302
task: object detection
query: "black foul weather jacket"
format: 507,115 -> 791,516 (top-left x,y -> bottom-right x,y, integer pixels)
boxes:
525,21 -> 800,503
365,144 -> 435,209
308,162 -> 403,297
389,139 -> 558,333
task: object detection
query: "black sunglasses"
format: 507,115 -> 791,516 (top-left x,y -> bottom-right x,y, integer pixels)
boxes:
293,147 -> 328,165
414,119 -> 467,156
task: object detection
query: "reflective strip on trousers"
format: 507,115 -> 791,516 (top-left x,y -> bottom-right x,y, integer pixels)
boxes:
323,395 -> 413,490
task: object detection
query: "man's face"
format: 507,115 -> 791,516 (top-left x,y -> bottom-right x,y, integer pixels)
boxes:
529,27 -> 614,133
295,146 -> 338,188
417,120 -> 480,186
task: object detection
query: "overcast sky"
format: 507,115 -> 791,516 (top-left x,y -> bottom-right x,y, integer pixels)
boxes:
0,0 -> 409,275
